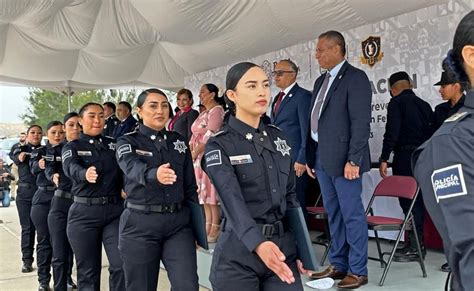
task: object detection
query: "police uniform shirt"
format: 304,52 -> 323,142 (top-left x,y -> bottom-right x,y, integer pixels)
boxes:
202,115 -> 300,252
433,95 -> 465,131
30,144 -> 55,204
10,143 -> 39,185
116,124 -> 198,205
380,89 -> 434,161
104,114 -> 120,137
62,133 -> 121,198
45,141 -> 73,192
412,90 -> 474,289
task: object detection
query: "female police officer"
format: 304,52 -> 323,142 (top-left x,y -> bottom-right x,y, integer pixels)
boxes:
9,125 -> 42,273
412,11 -> 474,290
115,88 -> 199,291
62,103 -> 125,291
202,62 -> 304,290
45,113 -> 80,290
30,121 -> 65,291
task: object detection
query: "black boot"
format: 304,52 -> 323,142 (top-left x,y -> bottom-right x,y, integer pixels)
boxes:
38,283 -> 50,291
21,262 -> 33,273
67,277 -> 78,290
394,231 -> 425,262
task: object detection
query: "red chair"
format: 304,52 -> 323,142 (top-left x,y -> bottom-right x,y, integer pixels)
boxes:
365,175 -> 427,286
306,193 -> 331,266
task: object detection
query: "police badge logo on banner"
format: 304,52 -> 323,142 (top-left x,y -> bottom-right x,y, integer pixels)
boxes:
431,164 -> 467,203
360,36 -> 384,68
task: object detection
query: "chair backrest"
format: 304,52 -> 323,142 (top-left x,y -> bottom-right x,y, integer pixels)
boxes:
373,175 -> 418,200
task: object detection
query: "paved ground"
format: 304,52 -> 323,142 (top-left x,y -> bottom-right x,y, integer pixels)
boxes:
1,199 -> 450,290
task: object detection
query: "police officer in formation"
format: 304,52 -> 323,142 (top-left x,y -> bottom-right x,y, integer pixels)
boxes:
378,71 -> 433,261
9,125 -> 43,273
62,103 -> 125,291
413,11 -> 474,291
30,121 -> 66,290
45,113 -> 80,290
103,102 -> 120,137
202,62 -> 305,290
116,88 -> 199,291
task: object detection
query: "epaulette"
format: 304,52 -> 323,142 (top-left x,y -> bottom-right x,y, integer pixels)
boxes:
267,124 -> 282,131
104,135 -> 115,139
212,130 -> 226,137
123,130 -> 137,136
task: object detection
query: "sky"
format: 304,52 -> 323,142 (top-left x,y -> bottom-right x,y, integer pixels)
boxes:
0,86 -> 29,123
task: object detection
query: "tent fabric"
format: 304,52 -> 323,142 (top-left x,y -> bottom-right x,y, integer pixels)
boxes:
0,0 -> 445,91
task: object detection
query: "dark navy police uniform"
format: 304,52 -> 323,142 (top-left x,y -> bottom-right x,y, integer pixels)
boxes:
413,91 -> 474,290
62,133 -> 125,291
30,144 -> 56,286
9,143 -> 38,267
202,115 -> 303,291
45,141 -> 75,290
116,124 -> 199,291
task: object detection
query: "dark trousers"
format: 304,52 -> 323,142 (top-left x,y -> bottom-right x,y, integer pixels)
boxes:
393,149 -> 425,242
30,202 -> 53,285
119,207 -> 198,291
48,196 -> 74,290
67,202 -> 125,291
16,185 -> 36,265
314,153 -> 368,276
210,229 -> 303,291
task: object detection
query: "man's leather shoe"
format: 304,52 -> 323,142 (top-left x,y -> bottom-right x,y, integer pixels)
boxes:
337,273 -> 368,289
310,265 -> 347,280
441,262 -> 451,272
21,262 -> 33,273
38,284 -> 50,291
67,278 -> 78,290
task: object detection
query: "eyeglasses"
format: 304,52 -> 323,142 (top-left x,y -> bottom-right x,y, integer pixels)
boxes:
271,70 -> 295,77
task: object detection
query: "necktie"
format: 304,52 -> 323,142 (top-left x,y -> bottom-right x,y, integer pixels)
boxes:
311,73 -> 330,133
273,92 -> 285,116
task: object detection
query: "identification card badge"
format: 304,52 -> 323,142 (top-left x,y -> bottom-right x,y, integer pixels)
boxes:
229,154 -> 253,165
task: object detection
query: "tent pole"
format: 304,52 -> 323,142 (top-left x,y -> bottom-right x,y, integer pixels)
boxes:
68,94 -> 71,112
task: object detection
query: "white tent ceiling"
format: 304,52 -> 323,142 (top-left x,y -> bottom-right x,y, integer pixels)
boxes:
0,0 -> 445,91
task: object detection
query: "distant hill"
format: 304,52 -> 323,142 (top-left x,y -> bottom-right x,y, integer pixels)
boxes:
0,123 -> 27,138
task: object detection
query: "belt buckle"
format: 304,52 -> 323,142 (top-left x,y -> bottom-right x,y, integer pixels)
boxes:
100,197 -> 108,205
163,205 -> 170,213
262,224 -> 274,239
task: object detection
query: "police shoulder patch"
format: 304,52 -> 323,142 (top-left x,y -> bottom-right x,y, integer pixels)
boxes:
117,144 -> 132,158
205,149 -> 222,167
431,164 -> 467,202
62,150 -> 72,161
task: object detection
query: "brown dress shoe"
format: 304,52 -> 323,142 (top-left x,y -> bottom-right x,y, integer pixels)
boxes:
337,273 -> 368,289
310,265 -> 347,280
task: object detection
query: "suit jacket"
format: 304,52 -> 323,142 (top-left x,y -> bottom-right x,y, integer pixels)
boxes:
306,62 -> 372,176
113,115 -> 137,138
271,83 -> 312,164
171,109 -> 199,142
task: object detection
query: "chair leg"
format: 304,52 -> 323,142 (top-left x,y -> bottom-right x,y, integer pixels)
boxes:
373,230 -> 385,268
321,239 -> 331,266
411,218 -> 427,278
379,225 -> 406,286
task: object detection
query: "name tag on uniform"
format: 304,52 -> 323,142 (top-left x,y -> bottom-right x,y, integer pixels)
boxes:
43,155 -> 54,161
431,164 -> 467,202
229,154 -> 253,165
136,149 -> 153,157
55,156 -> 62,161
77,151 -> 92,156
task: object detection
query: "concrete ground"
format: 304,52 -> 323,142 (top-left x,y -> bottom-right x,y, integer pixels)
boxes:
1,200 -> 449,290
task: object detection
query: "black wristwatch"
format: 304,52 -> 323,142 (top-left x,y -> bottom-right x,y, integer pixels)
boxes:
348,160 -> 359,167
379,157 -> 387,163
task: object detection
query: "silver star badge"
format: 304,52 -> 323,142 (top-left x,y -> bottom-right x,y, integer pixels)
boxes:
151,135 -> 156,140
245,133 -> 253,140
262,131 -> 267,136
108,142 -> 115,151
274,137 -> 291,156
173,139 -> 187,153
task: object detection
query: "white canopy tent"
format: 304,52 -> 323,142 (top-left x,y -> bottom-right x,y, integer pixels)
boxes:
0,0 -> 445,92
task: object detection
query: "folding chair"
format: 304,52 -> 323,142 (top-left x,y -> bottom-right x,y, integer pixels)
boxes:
306,193 -> 331,266
365,175 -> 427,286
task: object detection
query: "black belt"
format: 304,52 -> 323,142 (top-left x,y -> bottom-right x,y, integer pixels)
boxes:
125,201 -> 182,213
38,186 -> 56,192
74,196 -> 119,205
257,220 -> 285,239
18,182 -> 32,188
54,189 -> 73,200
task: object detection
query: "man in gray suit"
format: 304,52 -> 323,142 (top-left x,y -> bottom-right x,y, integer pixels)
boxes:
306,31 -> 372,289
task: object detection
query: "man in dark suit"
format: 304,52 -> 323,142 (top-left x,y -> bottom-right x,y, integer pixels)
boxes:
379,72 -> 433,262
103,102 -> 119,137
306,31 -> 371,289
271,59 -> 312,217
113,101 -> 137,138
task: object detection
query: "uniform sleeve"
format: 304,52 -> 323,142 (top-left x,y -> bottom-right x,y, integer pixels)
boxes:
9,144 -> 22,165
296,90 -> 312,164
202,107 -> 224,143
380,99 -> 402,161
347,71 -> 372,165
286,166 -> 300,208
202,140 -> 266,252
29,149 -> 43,176
182,145 -> 199,204
62,143 -> 87,183
44,147 -> 57,182
115,136 -> 161,187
